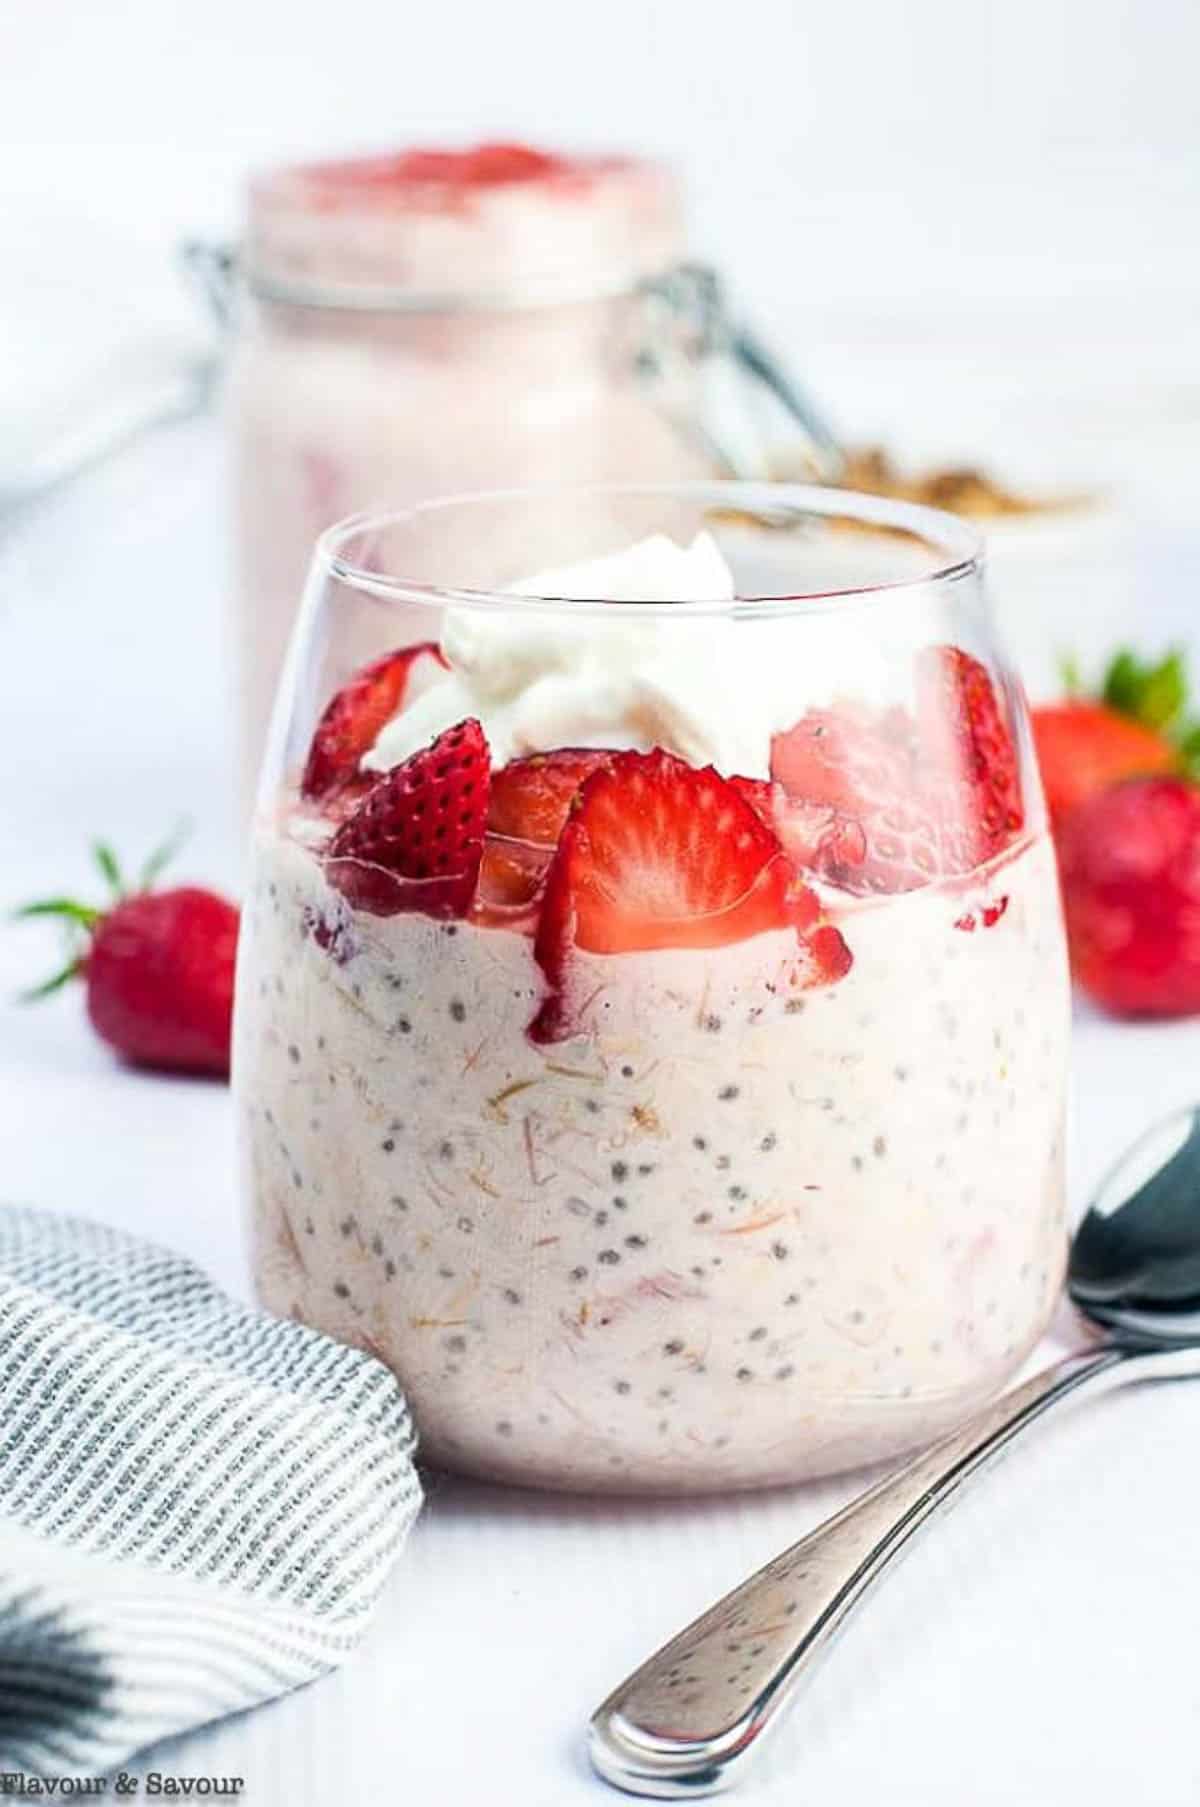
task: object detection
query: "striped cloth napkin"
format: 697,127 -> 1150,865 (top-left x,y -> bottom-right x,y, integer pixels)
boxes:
0,1205 -> 422,1776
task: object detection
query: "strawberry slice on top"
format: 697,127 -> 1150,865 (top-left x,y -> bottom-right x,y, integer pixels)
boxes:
770,647 -> 1025,895
529,749 -> 849,1041
325,719 -> 489,918
770,706 -> 942,893
915,645 -> 1024,852
487,749 -> 614,846
302,641 -> 447,801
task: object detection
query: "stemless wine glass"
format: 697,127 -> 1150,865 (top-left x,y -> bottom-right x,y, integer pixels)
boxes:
233,482 -> 1070,1496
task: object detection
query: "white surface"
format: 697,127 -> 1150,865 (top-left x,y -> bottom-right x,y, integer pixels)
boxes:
3,417 -> 1200,1803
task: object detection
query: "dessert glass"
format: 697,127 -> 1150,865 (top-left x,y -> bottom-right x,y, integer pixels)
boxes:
234,482 -> 1070,1496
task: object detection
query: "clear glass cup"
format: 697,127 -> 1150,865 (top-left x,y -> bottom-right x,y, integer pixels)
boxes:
234,482 -> 1070,1496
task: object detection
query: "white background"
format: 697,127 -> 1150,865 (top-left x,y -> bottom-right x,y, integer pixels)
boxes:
4,0 -> 1200,468
3,4 -> 1200,1804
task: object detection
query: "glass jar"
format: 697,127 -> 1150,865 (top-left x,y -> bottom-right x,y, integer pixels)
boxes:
234,481 -> 1069,1496
205,146 -> 830,799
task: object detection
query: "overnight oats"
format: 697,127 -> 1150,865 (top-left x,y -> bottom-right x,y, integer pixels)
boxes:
234,484 -> 1070,1494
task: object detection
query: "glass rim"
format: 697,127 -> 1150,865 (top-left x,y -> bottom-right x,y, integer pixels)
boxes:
316,481 -> 985,620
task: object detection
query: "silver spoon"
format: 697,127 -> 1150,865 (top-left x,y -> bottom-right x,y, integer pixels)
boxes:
590,1104 -> 1200,1798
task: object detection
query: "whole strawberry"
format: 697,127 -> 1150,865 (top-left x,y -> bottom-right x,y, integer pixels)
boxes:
1032,647 -> 1194,829
1058,777 -> 1200,1018
18,840 -> 239,1076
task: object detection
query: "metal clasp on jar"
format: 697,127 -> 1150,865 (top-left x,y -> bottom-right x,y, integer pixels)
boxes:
632,261 -> 845,483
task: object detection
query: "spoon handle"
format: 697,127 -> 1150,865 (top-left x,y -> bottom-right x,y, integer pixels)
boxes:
590,1346 -> 1129,1798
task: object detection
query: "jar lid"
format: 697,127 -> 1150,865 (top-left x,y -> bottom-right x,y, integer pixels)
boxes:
245,144 -> 686,310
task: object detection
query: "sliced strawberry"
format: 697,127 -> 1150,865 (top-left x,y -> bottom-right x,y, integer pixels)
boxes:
529,750 -> 845,1041
771,649 -> 1024,895
325,720 -> 489,918
771,704 -> 912,818
727,774 -> 777,823
471,835 -> 550,931
915,646 -> 1024,850
729,775 -> 866,880
771,708 -> 943,893
301,642 -> 447,801
487,750 -> 613,846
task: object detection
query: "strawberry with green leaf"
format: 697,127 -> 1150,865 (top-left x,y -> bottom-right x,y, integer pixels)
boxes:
1032,648 -> 1196,828
16,834 -> 239,1077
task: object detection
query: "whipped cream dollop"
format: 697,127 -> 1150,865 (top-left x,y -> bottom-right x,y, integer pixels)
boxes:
363,532 -> 789,778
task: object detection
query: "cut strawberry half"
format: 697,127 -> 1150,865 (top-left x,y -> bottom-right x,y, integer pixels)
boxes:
915,645 -> 1024,851
728,774 -> 868,878
325,719 -> 489,918
471,834 -> 550,931
771,707 -> 942,892
529,750 -> 846,1041
770,648 -> 1025,895
487,749 -> 614,846
301,642 -> 447,801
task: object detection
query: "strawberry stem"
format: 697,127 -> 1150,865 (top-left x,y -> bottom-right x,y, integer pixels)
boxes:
93,842 -> 125,898
1101,646 -> 1188,733
13,899 -> 100,927
139,819 -> 191,892
1057,651 -> 1083,697
18,960 -> 84,1003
